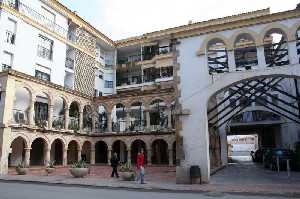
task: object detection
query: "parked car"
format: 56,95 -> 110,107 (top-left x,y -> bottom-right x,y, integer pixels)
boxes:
263,149 -> 295,171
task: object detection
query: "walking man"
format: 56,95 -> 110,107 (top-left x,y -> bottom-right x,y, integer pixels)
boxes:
110,152 -> 119,178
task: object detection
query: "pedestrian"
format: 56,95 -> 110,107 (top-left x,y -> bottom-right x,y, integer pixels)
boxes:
110,152 -> 119,178
136,149 -> 145,184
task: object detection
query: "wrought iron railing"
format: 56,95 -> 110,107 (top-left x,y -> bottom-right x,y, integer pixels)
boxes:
68,117 -> 79,131
52,115 -> 64,129
37,45 -> 52,60
208,49 -> 229,74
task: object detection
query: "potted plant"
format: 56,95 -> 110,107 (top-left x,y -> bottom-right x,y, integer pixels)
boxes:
119,162 -> 135,181
69,160 -> 89,178
16,162 -> 29,175
45,161 -> 55,175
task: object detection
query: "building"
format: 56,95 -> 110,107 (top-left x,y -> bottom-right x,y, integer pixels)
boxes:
0,0 -> 300,184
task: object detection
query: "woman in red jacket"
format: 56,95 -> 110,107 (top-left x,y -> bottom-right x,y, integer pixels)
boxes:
136,149 -> 145,184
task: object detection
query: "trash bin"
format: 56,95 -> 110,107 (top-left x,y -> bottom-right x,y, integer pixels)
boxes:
190,165 -> 201,184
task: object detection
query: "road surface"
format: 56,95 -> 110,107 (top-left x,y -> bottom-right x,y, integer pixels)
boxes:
0,182 -> 289,199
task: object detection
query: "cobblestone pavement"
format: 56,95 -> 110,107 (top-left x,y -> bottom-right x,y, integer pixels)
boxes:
1,163 -> 300,197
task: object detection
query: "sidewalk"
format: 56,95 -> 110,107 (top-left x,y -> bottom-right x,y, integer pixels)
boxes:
1,165 -> 300,198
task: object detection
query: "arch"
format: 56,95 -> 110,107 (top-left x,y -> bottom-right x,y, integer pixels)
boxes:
67,140 -> 79,164
13,87 -> 32,125
233,32 -> 258,70
83,105 -> 93,132
229,29 -> 260,49
95,140 -> 108,164
52,96 -> 66,129
34,92 -> 50,128
128,101 -> 146,131
81,141 -> 92,163
258,23 -> 290,45
151,139 -> 169,165
69,101 -> 80,131
9,136 -> 28,167
197,34 -> 231,55
290,21 -> 300,41
112,140 -> 127,163
50,139 -> 64,165
131,139 -> 147,165
149,99 -> 168,130
30,137 -> 48,166
111,103 -> 127,132
96,105 -> 108,133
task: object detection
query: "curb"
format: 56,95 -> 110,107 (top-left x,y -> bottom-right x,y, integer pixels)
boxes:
0,178 -> 300,198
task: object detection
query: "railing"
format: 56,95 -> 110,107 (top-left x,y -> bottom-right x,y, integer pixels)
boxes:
65,57 -> 74,70
5,30 -> 15,44
265,40 -> 289,67
12,109 -> 28,125
112,120 -> 127,132
37,45 -> 52,60
127,120 -> 146,132
208,50 -> 229,74
68,117 -> 79,131
95,122 -> 107,133
158,46 -> 171,55
52,115 -> 64,129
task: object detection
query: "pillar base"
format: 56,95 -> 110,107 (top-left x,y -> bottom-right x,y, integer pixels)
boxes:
176,166 -> 190,184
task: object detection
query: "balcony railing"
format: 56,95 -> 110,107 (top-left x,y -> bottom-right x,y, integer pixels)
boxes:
112,120 -> 127,132
65,57 -> 74,70
95,122 -> 107,133
12,109 -> 28,125
5,30 -> 15,44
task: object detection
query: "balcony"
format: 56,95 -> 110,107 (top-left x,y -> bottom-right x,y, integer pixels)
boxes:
37,45 -> 52,60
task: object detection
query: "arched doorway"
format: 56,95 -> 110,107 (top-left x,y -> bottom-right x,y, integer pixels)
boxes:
34,93 -> 49,128
50,139 -> 64,165
151,139 -> 168,165
69,102 -> 79,131
9,137 -> 27,166
30,138 -> 47,166
112,140 -> 127,163
95,141 -> 108,164
96,105 -> 108,133
67,140 -> 79,164
82,141 -> 91,163
111,103 -> 126,132
131,139 -> 147,165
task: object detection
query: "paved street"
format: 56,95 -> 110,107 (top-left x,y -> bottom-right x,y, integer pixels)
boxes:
0,182 -> 290,199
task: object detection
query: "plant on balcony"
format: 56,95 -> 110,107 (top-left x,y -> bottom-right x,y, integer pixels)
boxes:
69,160 -> 89,178
16,162 -> 29,175
35,119 -> 48,129
119,162 -> 135,181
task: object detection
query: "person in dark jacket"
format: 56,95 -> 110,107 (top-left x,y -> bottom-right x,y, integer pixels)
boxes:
110,152 -> 119,178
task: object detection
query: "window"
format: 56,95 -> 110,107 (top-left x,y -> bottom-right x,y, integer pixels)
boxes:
104,80 -> 113,88
2,51 -> 13,70
37,35 -> 53,60
41,7 -> 56,30
5,19 -> 16,45
35,70 -> 50,81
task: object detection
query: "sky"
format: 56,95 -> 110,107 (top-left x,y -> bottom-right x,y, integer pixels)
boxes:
58,0 -> 299,41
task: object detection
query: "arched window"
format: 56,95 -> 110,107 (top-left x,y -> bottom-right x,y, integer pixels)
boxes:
13,87 -> 31,125
128,102 -> 145,131
52,97 -> 65,129
149,99 -> 168,130
207,38 -> 228,74
69,102 -> 79,131
296,27 -> 300,63
83,105 -> 92,133
111,103 -> 126,132
234,33 -> 258,71
264,29 -> 289,67
96,105 -> 108,133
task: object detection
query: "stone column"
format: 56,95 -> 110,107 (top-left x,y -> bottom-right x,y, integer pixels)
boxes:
107,112 -> 112,132
127,147 -> 131,164
24,148 -> 31,167
63,149 -> 67,166
147,149 -> 152,166
48,104 -> 53,129
45,148 -> 51,166
92,113 -> 96,133
227,50 -> 236,72
64,108 -> 69,130
167,107 -> 172,129
146,110 -> 150,130
29,99 -> 35,126
288,41 -> 299,65
168,148 -> 173,166
79,111 -> 83,132
107,146 -> 112,165
257,46 -> 267,69
77,148 -> 82,161
90,149 -> 95,164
